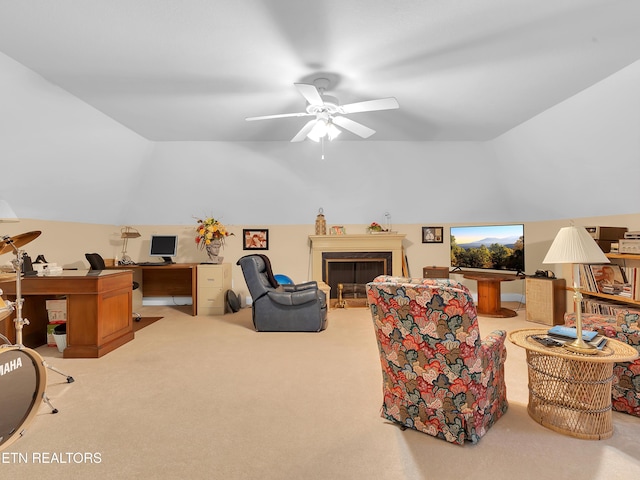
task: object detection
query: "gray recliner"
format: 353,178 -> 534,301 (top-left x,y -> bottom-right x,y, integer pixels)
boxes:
236,254 -> 327,332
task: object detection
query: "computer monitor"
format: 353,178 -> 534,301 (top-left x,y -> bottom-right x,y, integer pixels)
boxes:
149,235 -> 178,264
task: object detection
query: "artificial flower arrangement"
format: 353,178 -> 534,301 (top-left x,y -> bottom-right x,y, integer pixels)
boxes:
367,222 -> 385,232
195,216 -> 233,248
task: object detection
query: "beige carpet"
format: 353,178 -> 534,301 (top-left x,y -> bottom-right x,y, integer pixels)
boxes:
2,303 -> 640,479
132,316 -> 163,332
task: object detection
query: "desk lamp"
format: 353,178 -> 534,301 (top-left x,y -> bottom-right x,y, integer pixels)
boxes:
543,226 -> 609,354
120,226 -> 141,265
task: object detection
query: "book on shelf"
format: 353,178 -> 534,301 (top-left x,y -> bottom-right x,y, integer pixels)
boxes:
599,283 -> 632,297
580,263 -> 639,301
623,266 -> 639,300
581,297 -> 640,316
589,264 -> 627,294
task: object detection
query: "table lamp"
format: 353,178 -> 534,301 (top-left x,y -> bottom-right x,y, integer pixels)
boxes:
120,226 -> 141,264
543,225 -> 609,354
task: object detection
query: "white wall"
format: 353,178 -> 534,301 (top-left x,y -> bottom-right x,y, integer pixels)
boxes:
2,50 -> 639,227
123,140 -> 493,225
490,59 -> 640,221
3,213 -> 638,304
0,52 -> 153,224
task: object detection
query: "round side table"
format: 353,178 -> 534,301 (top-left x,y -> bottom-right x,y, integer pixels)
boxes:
509,328 -> 639,440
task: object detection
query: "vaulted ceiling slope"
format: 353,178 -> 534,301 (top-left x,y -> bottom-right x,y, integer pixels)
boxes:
0,1 -> 639,226
1,0 -> 639,142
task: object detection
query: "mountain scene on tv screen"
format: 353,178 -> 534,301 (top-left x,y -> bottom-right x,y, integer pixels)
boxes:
451,227 -> 524,272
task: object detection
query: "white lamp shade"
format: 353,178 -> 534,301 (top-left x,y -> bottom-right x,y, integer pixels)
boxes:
543,226 -> 610,265
0,198 -> 18,222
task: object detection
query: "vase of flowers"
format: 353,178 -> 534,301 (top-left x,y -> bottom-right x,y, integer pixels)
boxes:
195,216 -> 233,264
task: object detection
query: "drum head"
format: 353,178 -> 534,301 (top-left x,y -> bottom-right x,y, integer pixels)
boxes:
0,346 -> 47,451
0,295 -> 13,322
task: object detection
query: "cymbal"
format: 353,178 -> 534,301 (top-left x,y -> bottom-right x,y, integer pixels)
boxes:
0,231 -> 42,256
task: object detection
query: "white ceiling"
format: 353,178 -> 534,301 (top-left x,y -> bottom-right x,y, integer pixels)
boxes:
1,0 -> 639,142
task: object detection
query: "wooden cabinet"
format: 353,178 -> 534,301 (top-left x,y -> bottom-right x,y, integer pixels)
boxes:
422,266 -> 449,279
197,264 -> 232,315
525,277 -> 566,325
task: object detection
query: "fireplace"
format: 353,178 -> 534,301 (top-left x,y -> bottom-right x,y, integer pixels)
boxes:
323,252 -> 392,299
308,233 -> 406,305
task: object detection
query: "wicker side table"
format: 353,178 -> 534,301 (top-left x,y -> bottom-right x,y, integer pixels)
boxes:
509,328 -> 639,440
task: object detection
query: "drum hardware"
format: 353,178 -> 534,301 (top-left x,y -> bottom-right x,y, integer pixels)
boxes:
0,232 -> 75,452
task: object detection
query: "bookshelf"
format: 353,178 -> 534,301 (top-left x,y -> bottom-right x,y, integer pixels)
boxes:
578,253 -> 640,310
606,253 -> 640,261
578,290 -> 640,307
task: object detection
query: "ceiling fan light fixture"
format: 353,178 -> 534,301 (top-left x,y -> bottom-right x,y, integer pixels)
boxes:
248,77 -> 399,143
307,120 -> 328,142
307,118 -> 341,142
327,122 -> 341,141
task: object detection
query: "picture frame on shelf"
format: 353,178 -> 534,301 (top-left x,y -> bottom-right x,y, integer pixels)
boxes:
243,229 -> 269,250
330,226 -> 346,235
422,226 -> 443,244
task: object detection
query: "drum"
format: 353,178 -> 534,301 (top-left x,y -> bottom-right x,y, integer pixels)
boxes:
0,345 -> 47,451
0,292 -> 13,322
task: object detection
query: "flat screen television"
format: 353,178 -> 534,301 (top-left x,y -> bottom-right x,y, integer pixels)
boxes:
450,224 -> 525,274
149,235 -> 178,263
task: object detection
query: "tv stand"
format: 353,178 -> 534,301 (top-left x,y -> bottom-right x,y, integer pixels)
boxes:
456,270 -> 523,318
161,257 -> 175,264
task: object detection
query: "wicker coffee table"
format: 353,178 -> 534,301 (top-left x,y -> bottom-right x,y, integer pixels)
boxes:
509,328 -> 639,440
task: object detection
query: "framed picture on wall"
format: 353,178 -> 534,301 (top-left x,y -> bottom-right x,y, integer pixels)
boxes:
243,229 -> 269,250
422,226 -> 443,244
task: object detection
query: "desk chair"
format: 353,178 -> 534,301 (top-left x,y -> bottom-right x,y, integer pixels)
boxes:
85,253 -> 141,321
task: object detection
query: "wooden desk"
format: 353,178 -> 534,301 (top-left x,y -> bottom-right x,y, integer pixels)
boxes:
458,270 -> 523,318
112,263 -> 199,316
0,270 -> 133,358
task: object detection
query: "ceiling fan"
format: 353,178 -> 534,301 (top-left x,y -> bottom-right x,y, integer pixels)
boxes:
245,78 -> 399,142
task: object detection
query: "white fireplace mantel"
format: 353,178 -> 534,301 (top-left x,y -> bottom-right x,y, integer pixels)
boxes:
308,234 -> 406,282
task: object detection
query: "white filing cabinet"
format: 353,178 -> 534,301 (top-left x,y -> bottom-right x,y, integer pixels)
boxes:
197,263 -> 232,315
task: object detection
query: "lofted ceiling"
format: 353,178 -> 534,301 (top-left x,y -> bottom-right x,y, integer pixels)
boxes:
1,0 -> 639,143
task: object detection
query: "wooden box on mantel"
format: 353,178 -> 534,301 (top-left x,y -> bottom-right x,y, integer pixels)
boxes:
422,266 -> 450,279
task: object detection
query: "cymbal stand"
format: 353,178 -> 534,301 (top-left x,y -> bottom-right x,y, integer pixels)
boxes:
2,237 -> 75,390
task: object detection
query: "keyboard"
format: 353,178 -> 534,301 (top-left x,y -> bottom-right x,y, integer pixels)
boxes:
136,261 -> 170,266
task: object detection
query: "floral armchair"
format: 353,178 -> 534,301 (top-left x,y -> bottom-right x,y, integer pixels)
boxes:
564,311 -> 640,417
366,276 -> 508,445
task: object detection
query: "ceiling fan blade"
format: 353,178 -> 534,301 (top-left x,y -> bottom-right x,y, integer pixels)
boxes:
339,97 -> 399,114
294,83 -> 324,106
332,116 -> 376,138
246,112 -> 313,121
290,119 -> 318,142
